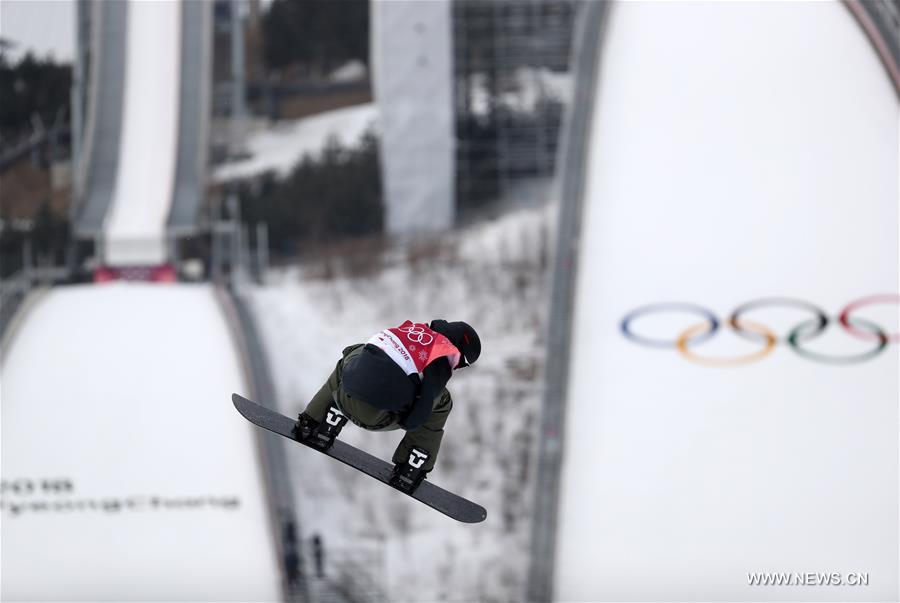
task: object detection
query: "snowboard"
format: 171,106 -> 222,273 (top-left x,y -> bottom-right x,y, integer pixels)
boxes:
232,393 -> 487,523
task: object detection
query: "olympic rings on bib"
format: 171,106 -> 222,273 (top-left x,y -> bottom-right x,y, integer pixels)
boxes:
398,325 -> 433,345
621,295 -> 898,366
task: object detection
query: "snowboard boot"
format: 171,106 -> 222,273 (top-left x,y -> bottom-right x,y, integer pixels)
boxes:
389,447 -> 431,494
307,403 -> 348,451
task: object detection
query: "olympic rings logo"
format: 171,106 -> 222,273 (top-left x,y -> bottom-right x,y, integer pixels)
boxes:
620,295 -> 899,366
398,325 -> 433,346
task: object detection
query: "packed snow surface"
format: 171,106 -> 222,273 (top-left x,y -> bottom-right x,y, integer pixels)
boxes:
213,104 -> 377,183
556,3 -> 898,602
248,206 -> 551,602
1,284 -> 281,601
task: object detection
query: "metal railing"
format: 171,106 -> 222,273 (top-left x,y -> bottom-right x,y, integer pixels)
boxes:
306,543 -> 387,603
72,0 -> 127,238
169,0 -> 213,233
844,0 -> 900,96
1,262 -> 70,342
218,285 -> 308,602
525,2 -> 610,601
0,271 -> 32,340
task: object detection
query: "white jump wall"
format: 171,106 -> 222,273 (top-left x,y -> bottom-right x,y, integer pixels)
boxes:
1,284 -> 282,600
555,2 -> 898,601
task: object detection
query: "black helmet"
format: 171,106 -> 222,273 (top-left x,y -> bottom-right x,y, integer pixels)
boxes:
430,319 -> 481,367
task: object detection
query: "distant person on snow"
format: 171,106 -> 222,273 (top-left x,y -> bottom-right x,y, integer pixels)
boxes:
293,320 -> 481,494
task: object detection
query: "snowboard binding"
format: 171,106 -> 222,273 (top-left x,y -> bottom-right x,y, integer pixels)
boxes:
390,447 -> 431,494
294,404 -> 348,451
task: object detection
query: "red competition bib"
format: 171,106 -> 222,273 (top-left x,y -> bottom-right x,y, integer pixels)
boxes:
367,320 -> 461,375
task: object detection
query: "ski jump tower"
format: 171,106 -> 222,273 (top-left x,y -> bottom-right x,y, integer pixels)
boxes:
70,0 -> 211,269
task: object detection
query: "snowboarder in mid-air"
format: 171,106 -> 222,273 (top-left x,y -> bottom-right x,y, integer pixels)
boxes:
293,319 -> 481,494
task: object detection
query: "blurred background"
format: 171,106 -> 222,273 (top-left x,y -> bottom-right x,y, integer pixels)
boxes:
0,1 -> 897,601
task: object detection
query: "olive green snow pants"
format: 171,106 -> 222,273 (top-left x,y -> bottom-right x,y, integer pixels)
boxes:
303,344 -> 452,472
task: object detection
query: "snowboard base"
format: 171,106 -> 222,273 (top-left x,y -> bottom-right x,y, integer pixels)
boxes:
232,393 -> 487,523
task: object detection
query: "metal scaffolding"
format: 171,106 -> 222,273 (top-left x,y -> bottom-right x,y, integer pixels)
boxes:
452,0 -> 578,213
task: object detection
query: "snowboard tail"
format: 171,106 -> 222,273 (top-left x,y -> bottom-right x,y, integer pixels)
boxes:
232,393 -> 487,523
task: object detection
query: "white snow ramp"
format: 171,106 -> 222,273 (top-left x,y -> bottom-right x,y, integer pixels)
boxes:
103,1 -> 181,265
555,3 -> 898,602
1,285 -> 281,600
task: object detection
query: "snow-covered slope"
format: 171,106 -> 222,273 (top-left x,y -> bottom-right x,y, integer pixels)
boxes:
213,104 -> 377,184
248,206 -> 550,602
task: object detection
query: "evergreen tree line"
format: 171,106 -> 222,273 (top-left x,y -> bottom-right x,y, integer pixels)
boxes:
262,0 -> 369,75
0,49 -> 71,145
237,130 -> 383,258
235,105 -> 565,259
0,200 -> 70,278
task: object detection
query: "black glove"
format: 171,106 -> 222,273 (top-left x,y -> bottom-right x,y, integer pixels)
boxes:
399,394 -> 425,430
293,412 -> 319,441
